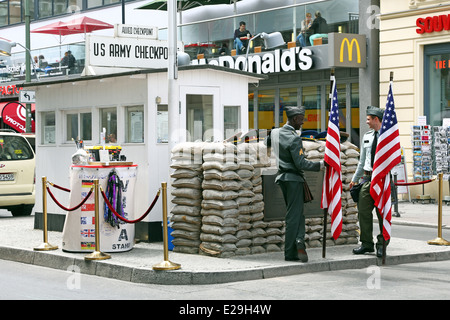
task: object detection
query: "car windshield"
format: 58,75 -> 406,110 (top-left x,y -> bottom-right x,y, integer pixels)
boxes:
0,135 -> 34,161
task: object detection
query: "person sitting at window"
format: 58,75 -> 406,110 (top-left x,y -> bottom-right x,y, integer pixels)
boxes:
308,11 -> 328,46
234,21 -> 252,54
61,51 -> 77,74
296,12 -> 313,47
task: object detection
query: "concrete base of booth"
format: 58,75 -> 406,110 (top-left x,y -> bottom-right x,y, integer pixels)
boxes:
34,213 -> 163,243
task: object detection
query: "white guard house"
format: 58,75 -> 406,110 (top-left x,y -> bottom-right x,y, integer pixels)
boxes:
22,35 -> 265,244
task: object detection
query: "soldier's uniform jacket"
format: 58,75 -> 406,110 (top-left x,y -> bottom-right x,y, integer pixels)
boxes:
268,124 -> 321,183
351,129 -> 379,183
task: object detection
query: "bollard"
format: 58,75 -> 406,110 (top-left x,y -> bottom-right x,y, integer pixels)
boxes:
34,177 -> 58,251
428,173 -> 450,246
153,182 -> 181,270
85,179 -> 111,260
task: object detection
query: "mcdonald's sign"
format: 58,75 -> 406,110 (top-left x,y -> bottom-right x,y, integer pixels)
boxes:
328,33 -> 366,68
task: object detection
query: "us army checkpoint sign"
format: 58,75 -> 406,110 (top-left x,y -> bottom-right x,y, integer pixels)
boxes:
86,34 -> 183,69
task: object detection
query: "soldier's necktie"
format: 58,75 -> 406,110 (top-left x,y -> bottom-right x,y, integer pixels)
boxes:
371,131 -> 378,168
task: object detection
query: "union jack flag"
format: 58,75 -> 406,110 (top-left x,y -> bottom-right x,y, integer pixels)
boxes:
81,229 -> 95,238
321,75 -> 342,240
370,81 -> 401,241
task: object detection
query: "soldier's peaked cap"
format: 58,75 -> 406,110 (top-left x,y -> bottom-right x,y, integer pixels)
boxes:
285,106 -> 305,118
366,105 -> 384,119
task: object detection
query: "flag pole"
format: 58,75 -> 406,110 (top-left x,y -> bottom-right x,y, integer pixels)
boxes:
323,68 -> 335,258
382,71 -> 394,265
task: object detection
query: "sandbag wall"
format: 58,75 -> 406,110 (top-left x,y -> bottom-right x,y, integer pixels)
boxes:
169,139 -> 361,257
302,140 -> 360,248
170,141 -> 284,258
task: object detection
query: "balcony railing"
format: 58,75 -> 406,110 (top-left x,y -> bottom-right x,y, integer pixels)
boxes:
0,42 -> 85,83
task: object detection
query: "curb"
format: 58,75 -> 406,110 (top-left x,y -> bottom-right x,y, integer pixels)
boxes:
2,244 -> 450,285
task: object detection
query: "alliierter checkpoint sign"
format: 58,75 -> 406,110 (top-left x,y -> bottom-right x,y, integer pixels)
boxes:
87,34 -> 183,69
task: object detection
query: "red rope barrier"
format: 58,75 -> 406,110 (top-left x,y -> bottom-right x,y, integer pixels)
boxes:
49,182 -> 71,193
46,186 -> 93,211
100,188 -> 160,224
395,179 -> 435,186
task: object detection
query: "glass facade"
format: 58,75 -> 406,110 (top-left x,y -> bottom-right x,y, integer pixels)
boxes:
176,0 -> 359,60
249,73 -> 360,146
0,0 -> 133,27
0,42 -> 85,83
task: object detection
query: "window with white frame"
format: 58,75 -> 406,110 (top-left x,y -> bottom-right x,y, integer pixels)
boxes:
100,107 -> 117,144
65,111 -> 92,142
41,111 -> 55,144
125,105 -> 144,143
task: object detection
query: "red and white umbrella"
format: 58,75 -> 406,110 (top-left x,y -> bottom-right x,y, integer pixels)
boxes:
31,16 -> 113,42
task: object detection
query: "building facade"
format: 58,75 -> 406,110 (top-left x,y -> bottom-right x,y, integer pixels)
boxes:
380,0 -> 450,198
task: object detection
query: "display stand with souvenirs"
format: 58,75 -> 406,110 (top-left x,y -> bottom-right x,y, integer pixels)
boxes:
411,124 -> 434,203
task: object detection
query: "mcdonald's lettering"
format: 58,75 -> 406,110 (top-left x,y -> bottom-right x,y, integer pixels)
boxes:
340,38 -> 361,64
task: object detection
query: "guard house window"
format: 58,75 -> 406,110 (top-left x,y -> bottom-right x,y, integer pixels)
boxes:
224,106 -> 240,140
186,94 -> 213,142
41,111 -> 55,144
66,112 -> 92,142
125,105 -> 144,143
424,43 -> 450,126
100,107 -> 117,143
156,104 -> 167,143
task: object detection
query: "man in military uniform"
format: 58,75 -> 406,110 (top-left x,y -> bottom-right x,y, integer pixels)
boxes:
349,105 -> 386,257
266,106 -> 324,262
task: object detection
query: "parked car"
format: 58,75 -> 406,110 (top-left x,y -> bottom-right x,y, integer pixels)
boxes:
0,130 -> 35,216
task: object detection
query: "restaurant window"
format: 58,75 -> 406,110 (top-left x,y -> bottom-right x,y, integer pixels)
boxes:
125,105 -> 144,143
66,111 -> 91,142
326,83 -> 347,131
350,82 -> 360,147
38,0 -> 52,19
41,111 -> 55,144
302,86 -> 321,131
10,0 -> 22,24
0,1 -> 8,26
279,88 -> 297,126
156,104 -> 167,143
186,94 -> 213,142
258,89 -> 275,130
100,107 -> 117,144
424,43 -> 450,127
224,105 -> 240,140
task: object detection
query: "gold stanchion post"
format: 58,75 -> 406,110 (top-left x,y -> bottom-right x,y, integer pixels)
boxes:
34,177 -> 58,251
428,173 -> 450,246
85,179 -> 111,260
153,182 -> 181,270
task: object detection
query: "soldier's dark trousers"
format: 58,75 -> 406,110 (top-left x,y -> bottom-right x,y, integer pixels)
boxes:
357,181 -> 389,250
278,180 -> 306,259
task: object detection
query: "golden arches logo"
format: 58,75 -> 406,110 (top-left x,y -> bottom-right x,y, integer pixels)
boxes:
339,38 -> 361,64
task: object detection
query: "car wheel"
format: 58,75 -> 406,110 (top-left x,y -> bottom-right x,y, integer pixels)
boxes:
10,205 -> 34,217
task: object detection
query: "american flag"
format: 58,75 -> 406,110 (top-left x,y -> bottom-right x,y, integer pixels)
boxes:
370,81 -> 401,241
321,75 -> 342,240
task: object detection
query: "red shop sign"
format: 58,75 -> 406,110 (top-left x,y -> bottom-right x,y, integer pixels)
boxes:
416,14 -> 450,34
1,102 -> 35,133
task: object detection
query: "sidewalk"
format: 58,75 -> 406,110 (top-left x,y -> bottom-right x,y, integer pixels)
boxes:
1,201 -> 450,285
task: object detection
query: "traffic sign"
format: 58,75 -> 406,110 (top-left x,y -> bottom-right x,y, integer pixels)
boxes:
19,90 -> 36,103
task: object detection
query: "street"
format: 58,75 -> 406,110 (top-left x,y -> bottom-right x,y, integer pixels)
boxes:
0,255 -> 449,300
0,212 -> 449,301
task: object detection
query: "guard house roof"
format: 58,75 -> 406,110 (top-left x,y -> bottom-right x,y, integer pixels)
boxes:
18,64 -> 267,88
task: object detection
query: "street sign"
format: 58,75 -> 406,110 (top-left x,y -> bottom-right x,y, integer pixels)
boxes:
19,90 -> 36,103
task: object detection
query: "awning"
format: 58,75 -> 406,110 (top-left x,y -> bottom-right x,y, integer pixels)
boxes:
0,102 -> 35,133
0,102 -> 35,116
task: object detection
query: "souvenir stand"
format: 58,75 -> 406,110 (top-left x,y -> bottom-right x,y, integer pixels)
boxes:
411,124 -> 434,203
62,161 -> 137,253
